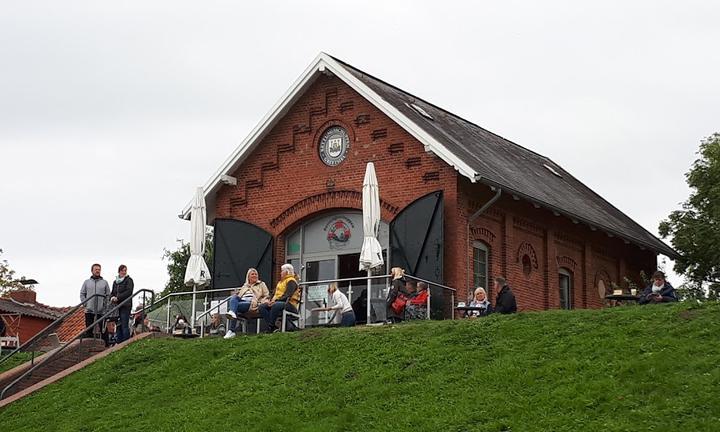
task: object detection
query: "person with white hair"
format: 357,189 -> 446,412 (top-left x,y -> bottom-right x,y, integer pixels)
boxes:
465,287 -> 493,318
258,263 -> 301,332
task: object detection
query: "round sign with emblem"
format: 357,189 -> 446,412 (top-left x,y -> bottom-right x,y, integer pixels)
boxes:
319,126 -> 350,166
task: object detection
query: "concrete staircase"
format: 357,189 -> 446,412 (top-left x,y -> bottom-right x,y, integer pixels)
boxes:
0,332 -> 158,407
0,338 -> 106,399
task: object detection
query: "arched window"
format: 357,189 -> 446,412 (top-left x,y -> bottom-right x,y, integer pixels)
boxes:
597,279 -> 607,300
559,268 -> 573,310
472,241 -> 489,291
522,254 -> 532,276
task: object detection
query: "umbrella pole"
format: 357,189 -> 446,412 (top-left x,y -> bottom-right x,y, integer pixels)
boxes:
366,269 -> 371,324
191,283 -> 197,333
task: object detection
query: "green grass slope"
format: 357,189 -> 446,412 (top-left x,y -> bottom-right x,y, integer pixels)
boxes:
0,352 -> 35,374
1,302 -> 718,431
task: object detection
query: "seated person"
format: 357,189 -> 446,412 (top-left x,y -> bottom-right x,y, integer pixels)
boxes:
465,287 -> 493,318
639,271 -> 678,304
143,317 -> 161,332
313,283 -> 356,327
258,263 -> 300,332
172,314 -> 190,335
208,313 -> 226,336
405,281 -> 429,320
104,320 -> 117,346
132,306 -> 146,335
225,268 -> 270,339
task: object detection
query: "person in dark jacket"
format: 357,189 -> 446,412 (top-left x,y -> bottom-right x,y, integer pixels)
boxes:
639,271 -> 677,305
386,267 -> 409,323
493,277 -> 517,314
111,264 -> 134,343
80,263 -> 111,342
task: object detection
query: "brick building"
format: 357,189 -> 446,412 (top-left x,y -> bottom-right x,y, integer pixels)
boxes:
180,53 -> 676,319
0,290 -> 63,347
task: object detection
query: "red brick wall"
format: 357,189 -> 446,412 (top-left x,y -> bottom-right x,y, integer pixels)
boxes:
459,180 -> 658,311
16,316 -> 53,345
213,73 -> 657,310
215,74 -> 462,287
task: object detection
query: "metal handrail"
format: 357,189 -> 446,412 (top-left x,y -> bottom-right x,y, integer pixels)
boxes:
147,287 -> 242,306
195,295 -> 234,338
0,294 -> 107,369
195,296 -> 231,323
297,273 -> 457,292
403,274 -> 457,292
403,274 -> 457,320
298,273 -> 459,324
296,274 -> 390,286
0,289 -> 154,400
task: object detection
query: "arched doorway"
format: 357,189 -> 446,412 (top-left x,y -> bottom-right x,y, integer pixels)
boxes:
285,210 -> 389,325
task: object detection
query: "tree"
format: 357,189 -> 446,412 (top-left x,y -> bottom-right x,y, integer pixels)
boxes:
161,233 -> 213,298
659,133 -> 720,292
0,248 -> 27,296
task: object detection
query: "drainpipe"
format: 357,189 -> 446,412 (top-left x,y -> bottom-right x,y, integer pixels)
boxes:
467,186 -> 502,302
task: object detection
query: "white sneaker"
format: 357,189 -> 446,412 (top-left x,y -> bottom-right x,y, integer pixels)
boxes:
226,310 -> 237,320
223,330 -> 236,339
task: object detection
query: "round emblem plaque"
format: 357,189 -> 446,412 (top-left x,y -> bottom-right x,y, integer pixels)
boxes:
318,126 -> 350,166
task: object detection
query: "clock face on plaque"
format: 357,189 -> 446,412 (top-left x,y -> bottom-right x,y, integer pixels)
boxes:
318,126 -> 350,166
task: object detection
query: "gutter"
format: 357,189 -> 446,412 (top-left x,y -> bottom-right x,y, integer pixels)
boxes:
466,186 -> 502,300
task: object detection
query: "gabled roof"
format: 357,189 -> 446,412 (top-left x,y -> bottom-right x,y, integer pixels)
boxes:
181,53 -> 677,258
0,297 -> 63,320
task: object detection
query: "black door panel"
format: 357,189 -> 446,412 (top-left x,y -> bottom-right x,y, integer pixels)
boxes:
213,219 -> 273,292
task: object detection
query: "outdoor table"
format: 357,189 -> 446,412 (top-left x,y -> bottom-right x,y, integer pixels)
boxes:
310,307 -> 337,326
604,294 -> 640,306
454,306 -> 489,318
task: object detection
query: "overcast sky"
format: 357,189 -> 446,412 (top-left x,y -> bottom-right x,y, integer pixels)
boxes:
1,1 -> 718,306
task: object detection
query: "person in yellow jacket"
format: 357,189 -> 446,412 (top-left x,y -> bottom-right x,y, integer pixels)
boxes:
258,263 -> 301,332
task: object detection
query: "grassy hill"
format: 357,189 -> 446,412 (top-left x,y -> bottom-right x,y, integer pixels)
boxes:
0,352 -> 34,374
1,302 -> 719,431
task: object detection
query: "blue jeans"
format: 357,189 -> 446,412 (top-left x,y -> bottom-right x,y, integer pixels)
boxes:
258,302 -> 298,331
117,307 -> 131,343
340,311 -> 356,327
228,295 -> 252,332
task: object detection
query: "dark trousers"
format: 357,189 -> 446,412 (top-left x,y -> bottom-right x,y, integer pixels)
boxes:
341,311 -> 356,327
84,312 -> 108,344
228,299 -> 252,332
116,307 -> 131,343
258,302 -> 298,331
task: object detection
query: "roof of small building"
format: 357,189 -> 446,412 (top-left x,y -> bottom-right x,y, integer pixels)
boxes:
0,297 -> 64,321
53,308 -> 86,342
181,53 -> 677,259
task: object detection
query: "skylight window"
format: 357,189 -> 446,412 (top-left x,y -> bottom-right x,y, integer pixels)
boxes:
405,102 -> 434,120
543,163 -> 563,178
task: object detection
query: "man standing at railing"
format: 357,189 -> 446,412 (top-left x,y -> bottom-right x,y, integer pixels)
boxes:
80,263 -> 111,343
258,263 -> 300,333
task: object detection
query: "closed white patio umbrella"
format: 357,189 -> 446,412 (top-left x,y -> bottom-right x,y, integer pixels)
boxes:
184,187 -> 211,328
359,162 -> 384,324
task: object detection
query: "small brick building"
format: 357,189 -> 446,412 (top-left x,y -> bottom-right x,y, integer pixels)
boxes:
0,290 -> 63,346
181,53 -> 676,319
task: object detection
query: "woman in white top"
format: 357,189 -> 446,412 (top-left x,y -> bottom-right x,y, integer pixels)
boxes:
325,283 -> 356,327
